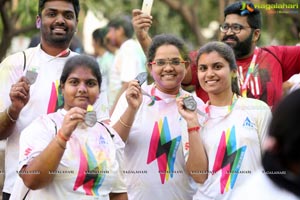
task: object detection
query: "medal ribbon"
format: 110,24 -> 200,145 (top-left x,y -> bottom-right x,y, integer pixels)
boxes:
241,47 -> 259,97
148,85 -> 180,106
48,49 -> 70,62
202,94 -> 239,125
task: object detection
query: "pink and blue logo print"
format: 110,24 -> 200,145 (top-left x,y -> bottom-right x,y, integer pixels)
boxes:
147,117 -> 181,184
212,126 -> 247,194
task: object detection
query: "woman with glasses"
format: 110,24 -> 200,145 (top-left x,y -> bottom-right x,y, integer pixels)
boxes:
111,34 -> 208,200
177,41 -> 272,200
132,1 -> 300,109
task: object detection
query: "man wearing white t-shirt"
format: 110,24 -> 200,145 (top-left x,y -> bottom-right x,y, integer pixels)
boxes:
0,1 -> 108,199
106,15 -> 146,115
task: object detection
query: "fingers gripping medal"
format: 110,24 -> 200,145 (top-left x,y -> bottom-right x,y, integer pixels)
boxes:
183,96 -> 208,126
84,105 -> 97,127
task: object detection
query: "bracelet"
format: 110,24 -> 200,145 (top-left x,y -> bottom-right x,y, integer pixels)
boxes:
119,117 -> 131,128
6,108 -> 17,122
54,136 -> 66,149
187,126 -> 200,133
57,129 -> 69,142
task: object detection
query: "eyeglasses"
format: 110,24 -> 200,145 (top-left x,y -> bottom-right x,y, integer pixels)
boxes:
149,58 -> 187,67
219,23 -> 252,34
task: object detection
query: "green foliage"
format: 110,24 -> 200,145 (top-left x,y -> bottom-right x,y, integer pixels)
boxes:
16,0 -> 38,24
0,0 -> 299,56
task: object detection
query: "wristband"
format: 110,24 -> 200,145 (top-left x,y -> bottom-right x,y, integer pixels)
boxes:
57,129 -> 69,142
187,126 -> 200,133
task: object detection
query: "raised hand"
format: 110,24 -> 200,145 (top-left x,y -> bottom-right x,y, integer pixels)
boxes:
132,9 -> 153,53
60,107 -> 87,139
8,76 -> 31,119
126,80 -> 143,111
176,96 -> 199,127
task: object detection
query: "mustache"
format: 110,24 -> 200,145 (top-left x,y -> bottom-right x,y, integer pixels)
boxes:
222,35 -> 239,42
51,25 -> 67,30
50,21 -> 68,31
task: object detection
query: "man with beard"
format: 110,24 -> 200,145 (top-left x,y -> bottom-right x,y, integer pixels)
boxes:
131,1 -> 300,108
0,1 -> 111,199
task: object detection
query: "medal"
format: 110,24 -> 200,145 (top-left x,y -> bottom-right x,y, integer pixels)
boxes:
183,96 -> 197,111
135,72 -> 148,86
84,105 -> 97,127
25,70 -> 38,84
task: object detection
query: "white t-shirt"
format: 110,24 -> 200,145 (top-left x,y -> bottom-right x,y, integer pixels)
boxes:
108,39 -> 146,108
10,109 -> 125,199
0,45 -> 109,194
97,51 -> 115,93
111,84 -> 204,200
287,74 -> 300,94
193,97 -> 272,200
231,169 -> 299,200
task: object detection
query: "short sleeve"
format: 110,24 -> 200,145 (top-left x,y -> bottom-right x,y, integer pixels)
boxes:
0,52 -> 24,111
110,91 -> 128,125
255,101 -> 272,151
107,125 -> 127,193
18,115 -> 56,171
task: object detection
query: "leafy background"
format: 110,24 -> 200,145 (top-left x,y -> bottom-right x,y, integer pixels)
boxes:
0,0 -> 299,61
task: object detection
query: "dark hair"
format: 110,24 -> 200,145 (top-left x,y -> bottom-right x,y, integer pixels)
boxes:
196,41 -> 240,95
107,15 -> 134,39
38,0 -> 80,19
60,55 -> 102,89
147,34 -> 190,63
92,27 -> 108,47
224,1 -> 261,29
269,89 -> 300,163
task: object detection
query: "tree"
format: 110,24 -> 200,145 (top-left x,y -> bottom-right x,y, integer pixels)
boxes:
0,0 -> 37,61
1,0 -> 299,61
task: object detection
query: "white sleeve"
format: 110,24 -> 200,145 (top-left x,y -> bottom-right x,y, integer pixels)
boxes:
110,91 -> 128,125
255,101 -> 272,151
0,52 -> 24,111
18,115 -> 56,170
119,43 -> 146,83
111,129 -> 127,193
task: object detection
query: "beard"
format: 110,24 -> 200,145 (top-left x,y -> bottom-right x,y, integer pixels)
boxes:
41,25 -> 75,48
222,31 -> 254,59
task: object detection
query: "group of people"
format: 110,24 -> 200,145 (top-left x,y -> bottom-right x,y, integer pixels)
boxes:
0,0 -> 299,200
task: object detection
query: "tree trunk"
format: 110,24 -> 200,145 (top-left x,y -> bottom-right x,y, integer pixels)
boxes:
0,0 -> 13,61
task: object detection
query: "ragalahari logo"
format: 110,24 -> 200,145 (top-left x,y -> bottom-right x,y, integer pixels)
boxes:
240,2 -> 255,15
253,3 -> 299,14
